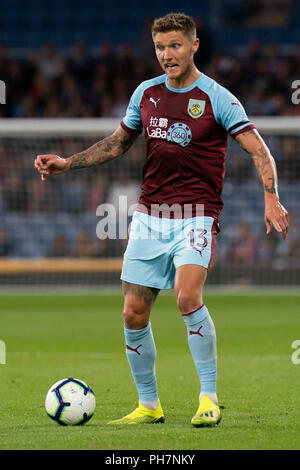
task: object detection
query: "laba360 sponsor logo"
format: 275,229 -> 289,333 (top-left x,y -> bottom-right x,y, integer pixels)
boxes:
147,116 -> 192,147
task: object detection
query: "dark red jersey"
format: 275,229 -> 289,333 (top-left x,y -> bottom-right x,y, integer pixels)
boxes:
121,73 -> 254,220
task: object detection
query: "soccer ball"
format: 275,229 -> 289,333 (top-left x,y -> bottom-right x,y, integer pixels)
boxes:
45,378 -> 96,425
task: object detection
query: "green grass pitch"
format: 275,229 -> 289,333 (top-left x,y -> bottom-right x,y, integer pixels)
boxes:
0,290 -> 299,450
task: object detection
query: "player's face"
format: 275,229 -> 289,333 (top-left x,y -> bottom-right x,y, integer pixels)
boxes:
153,30 -> 199,87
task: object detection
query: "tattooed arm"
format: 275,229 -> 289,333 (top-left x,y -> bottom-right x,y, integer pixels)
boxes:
234,128 -> 289,240
34,126 -> 139,179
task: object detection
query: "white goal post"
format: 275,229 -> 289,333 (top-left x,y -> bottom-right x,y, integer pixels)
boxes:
0,116 -> 299,136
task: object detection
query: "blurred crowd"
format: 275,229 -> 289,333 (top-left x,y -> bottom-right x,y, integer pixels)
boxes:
1,16 -> 300,119
0,130 -> 299,266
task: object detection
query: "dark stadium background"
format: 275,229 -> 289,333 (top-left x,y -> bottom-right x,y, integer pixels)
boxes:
0,0 -> 299,287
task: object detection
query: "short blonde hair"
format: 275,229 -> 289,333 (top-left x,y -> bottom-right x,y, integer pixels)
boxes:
152,12 -> 196,40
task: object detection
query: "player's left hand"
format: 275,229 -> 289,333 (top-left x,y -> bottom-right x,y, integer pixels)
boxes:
264,196 -> 289,240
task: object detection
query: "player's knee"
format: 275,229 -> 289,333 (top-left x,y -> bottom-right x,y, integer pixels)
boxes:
123,298 -> 149,329
176,289 -> 203,316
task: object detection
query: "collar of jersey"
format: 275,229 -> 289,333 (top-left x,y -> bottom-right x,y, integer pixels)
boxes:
165,73 -> 204,93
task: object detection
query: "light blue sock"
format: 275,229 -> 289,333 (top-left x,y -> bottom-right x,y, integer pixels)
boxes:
124,322 -> 158,403
182,305 -> 217,394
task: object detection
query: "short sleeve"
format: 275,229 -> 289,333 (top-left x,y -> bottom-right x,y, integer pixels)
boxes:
120,84 -> 144,135
215,87 -> 255,137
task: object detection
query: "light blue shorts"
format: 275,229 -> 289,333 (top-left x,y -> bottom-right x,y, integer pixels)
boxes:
121,211 -> 218,290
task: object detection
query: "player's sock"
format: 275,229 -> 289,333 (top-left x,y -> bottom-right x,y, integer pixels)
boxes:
182,305 -> 217,396
124,322 -> 158,403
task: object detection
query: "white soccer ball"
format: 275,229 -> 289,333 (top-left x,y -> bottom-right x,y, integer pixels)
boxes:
45,378 -> 96,425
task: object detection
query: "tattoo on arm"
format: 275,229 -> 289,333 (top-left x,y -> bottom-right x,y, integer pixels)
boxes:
68,127 -> 138,170
263,175 -> 276,195
236,129 -> 278,195
251,148 -> 277,194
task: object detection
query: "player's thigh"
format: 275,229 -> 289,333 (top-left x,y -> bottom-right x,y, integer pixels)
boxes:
122,281 -> 160,329
174,264 -> 207,314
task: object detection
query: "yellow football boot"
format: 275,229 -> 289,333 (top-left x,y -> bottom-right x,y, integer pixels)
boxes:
191,395 -> 221,427
107,400 -> 165,425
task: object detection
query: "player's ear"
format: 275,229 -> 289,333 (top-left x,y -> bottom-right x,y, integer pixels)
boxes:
192,37 -> 200,53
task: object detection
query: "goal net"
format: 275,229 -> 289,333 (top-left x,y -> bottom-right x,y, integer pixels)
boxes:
0,117 -> 299,288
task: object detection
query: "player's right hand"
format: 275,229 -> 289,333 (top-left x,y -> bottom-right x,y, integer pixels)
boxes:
34,154 -> 69,181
